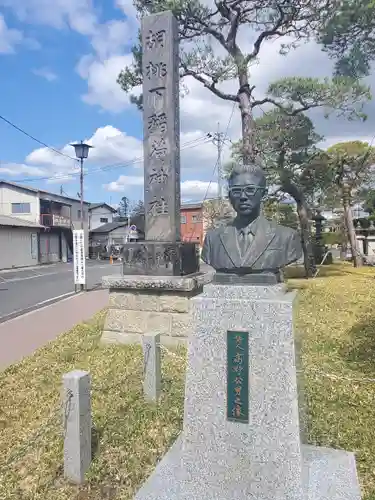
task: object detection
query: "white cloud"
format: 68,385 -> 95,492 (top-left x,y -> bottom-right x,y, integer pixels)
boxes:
86,125 -> 143,164
0,0 -> 98,35
181,180 -> 218,200
115,0 -> 138,22
32,67 -> 58,81
46,174 -> 74,184
0,14 -> 23,53
103,175 -> 219,201
0,163 -> 46,176
100,127 -> 228,198
2,125 -> 143,185
69,0 -> 138,112
91,19 -> 134,60
76,54 -> 136,112
25,125 -> 143,168
71,6 -> 374,153
104,175 -> 144,192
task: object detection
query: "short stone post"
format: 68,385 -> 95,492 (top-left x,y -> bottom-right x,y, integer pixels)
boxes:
62,370 -> 91,484
142,333 -> 161,402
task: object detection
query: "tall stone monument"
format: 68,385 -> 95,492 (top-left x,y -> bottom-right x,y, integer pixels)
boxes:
121,10 -> 197,276
101,11 -> 212,347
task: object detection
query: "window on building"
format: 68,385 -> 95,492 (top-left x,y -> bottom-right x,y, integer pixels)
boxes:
192,214 -> 201,223
12,202 -> 31,214
181,215 -> 187,224
100,217 -> 108,223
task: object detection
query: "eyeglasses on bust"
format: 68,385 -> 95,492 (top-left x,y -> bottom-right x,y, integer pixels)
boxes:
228,185 -> 266,198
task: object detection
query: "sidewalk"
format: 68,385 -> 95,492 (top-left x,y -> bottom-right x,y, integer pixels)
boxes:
0,289 -> 108,371
0,263 -> 57,274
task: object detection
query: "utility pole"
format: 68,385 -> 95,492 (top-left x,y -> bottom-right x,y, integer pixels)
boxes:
211,123 -> 230,200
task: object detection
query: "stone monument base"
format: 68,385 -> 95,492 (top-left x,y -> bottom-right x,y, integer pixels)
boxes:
135,282 -> 361,500
135,437 -> 360,500
121,241 -> 199,276
101,270 -> 214,346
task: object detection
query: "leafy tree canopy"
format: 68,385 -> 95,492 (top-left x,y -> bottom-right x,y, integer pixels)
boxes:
327,140 -> 375,190
118,0 -> 370,132
319,0 -> 375,78
358,187 -> 375,214
227,109 -> 334,206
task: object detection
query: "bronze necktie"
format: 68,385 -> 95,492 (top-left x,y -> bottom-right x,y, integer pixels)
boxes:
238,229 -> 248,257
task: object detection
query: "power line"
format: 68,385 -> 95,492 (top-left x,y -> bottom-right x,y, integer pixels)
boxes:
0,114 -> 78,162
211,123 -> 232,200
187,102 -> 236,242
4,135 -> 212,184
199,102 -> 236,204
0,111 -> 212,184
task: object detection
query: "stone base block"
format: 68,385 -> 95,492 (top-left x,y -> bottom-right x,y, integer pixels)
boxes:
121,241 -> 199,276
101,271 -> 214,344
303,445 -> 361,499
134,440 -> 361,500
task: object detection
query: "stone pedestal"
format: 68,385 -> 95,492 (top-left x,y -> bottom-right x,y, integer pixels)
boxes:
101,270 -> 214,346
121,241 -> 199,276
135,282 -> 361,500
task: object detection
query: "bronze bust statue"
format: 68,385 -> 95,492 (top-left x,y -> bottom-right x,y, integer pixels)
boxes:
201,163 -> 302,279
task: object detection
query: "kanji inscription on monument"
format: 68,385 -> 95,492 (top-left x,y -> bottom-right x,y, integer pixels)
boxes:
142,11 -> 181,241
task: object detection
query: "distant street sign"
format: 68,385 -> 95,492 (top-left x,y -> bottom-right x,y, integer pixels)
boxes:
130,225 -> 137,231
73,229 -> 86,285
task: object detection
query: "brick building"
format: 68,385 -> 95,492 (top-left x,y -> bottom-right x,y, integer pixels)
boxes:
180,202 -> 204,246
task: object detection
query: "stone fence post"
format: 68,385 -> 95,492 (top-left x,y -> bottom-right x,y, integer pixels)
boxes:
62,370 -> 91,484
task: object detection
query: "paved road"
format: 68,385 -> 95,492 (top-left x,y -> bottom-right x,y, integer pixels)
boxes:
0,261 -> 122,320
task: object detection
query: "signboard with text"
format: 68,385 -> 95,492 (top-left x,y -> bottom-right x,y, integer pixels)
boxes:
73,229 -> 86,285
226,330 -> 249,423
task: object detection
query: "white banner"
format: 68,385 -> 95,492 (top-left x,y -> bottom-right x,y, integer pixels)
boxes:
73,229 -> 86,285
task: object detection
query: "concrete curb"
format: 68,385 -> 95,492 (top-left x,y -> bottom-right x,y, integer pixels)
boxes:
0,291 -> 80,324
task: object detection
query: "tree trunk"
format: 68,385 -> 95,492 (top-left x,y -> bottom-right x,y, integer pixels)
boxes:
342,186 -> 363,267
296,200 -> 316,278
340,239 -> 348,260
237,72 -> 255,163
235,70 -> 316,276
280,177 -> 316,278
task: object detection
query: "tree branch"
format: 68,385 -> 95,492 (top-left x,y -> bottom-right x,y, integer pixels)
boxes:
246,6 -> 285,62
252,97 -> 321,115
181,63 -> 239,102
214,0 -> 241,51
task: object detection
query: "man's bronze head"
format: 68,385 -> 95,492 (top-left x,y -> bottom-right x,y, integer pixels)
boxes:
228,163 -> 267,217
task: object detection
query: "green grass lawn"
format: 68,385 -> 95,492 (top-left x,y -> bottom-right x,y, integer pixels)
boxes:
291,262 -> 375,500
0,311 -> 186,500
0,262 -> 375,499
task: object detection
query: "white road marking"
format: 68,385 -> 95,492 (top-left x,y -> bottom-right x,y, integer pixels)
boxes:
0,264 -> 57,275
2,271 -> 65,283
0,291 -> 80,322
1,263 -> 120,283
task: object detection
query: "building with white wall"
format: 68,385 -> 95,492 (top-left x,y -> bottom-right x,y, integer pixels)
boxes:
0,181 -> 90,266
88,203 -> 117,231
0,214 -> 43,270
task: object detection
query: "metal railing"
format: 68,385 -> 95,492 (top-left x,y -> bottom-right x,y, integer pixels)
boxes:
40,213 -> 71,228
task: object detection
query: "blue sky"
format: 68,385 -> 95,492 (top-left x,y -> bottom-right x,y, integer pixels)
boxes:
0,0 -> 374,209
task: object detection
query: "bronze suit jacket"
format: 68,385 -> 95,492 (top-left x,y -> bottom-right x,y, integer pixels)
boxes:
201,215 -> 302,272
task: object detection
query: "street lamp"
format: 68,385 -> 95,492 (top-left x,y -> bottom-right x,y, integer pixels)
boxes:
71,141 -> 93,229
